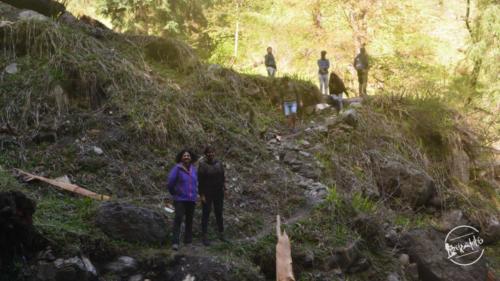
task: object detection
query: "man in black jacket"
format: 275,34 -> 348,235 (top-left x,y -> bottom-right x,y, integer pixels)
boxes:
198,146 -> 227,246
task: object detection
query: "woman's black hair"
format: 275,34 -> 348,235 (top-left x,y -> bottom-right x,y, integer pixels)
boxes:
175,149 -> 198,163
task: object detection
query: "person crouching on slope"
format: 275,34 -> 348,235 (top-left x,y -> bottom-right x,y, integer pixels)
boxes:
328,71 -> 349,113
167,149 -> 198,251
199,146 -> 227,246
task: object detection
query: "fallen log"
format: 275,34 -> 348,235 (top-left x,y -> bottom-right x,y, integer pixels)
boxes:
276,215 -> 295,281
15,169 -> 110,201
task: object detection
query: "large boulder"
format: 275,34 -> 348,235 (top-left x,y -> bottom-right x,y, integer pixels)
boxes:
401,228 -> 488,281
370,153 -> 435,208
95,202 -> 169,244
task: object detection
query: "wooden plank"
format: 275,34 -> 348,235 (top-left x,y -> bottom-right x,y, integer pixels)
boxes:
15,169 -> 110,201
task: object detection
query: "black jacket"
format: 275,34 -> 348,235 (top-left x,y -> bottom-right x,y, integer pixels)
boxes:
198,159 -> 225,198
265,53 -> 277,69
354,53 -> 369,71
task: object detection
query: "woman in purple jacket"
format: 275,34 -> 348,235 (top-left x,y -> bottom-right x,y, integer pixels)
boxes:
167,149 -> 198,251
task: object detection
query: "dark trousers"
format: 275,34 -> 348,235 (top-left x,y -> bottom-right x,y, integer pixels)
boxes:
201,194 -> 224,234
172,201 -> 195,244
357,70 -> 368,96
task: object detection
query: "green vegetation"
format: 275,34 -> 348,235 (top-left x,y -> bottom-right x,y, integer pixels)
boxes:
351,192 -> 377,213
61,0 -> 498,142
0,19 -> 320,152
35,196 -> 98,243
0,166 -> 21,191
326,185 -> 341,206
0,0 -> 498,279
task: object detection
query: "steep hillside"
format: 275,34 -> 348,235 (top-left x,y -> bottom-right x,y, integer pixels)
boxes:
0,2 -> 499,281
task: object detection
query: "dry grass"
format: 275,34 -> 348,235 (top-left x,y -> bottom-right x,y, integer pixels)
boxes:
0,19 -> 321,152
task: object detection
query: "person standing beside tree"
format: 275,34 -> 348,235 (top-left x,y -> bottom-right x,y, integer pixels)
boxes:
354,46 -> 369,96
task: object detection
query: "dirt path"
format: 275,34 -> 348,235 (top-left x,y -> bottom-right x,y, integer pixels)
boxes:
234,116 -> 335,244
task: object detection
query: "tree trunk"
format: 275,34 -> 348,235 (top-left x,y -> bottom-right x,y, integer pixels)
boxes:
346,1 -> 370,52
233,0 -> 241,59
465,0 -> 481,87
234,20 -> 239,57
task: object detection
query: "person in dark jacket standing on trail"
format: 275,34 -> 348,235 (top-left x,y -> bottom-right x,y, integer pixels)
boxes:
354,46 -> 369,96
265,46 -> 277,77
167,149 -> 198,251
317,50 -> 330,95
328,72 -> 348,113
198,146 -> 227,246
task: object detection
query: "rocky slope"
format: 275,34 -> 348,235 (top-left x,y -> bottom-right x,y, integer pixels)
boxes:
0,2 -> 499,281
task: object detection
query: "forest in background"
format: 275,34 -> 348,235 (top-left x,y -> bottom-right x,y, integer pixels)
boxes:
63,0 -> 498,143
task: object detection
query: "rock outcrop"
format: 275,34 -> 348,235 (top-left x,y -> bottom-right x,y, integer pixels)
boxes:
95,202 -> 169,244
401,228 -> 488,281
370,152 -> 435,208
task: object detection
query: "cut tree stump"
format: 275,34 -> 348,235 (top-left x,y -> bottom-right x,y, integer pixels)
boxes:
276,215 -> 295,281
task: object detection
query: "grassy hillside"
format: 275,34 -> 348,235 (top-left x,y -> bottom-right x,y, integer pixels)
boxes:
0,0 -> 330,247
1,1 -> 498,280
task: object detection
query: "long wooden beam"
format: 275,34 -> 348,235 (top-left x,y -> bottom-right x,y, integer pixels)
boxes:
15,169 -> 110,201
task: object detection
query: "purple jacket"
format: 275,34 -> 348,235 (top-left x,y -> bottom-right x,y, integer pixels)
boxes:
167,164 -> 198,202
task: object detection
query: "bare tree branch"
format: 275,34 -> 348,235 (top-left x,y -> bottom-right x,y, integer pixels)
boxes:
465,0 -> 473,36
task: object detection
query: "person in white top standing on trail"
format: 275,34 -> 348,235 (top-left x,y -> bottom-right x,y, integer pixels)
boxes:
317,50 -> 330,95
